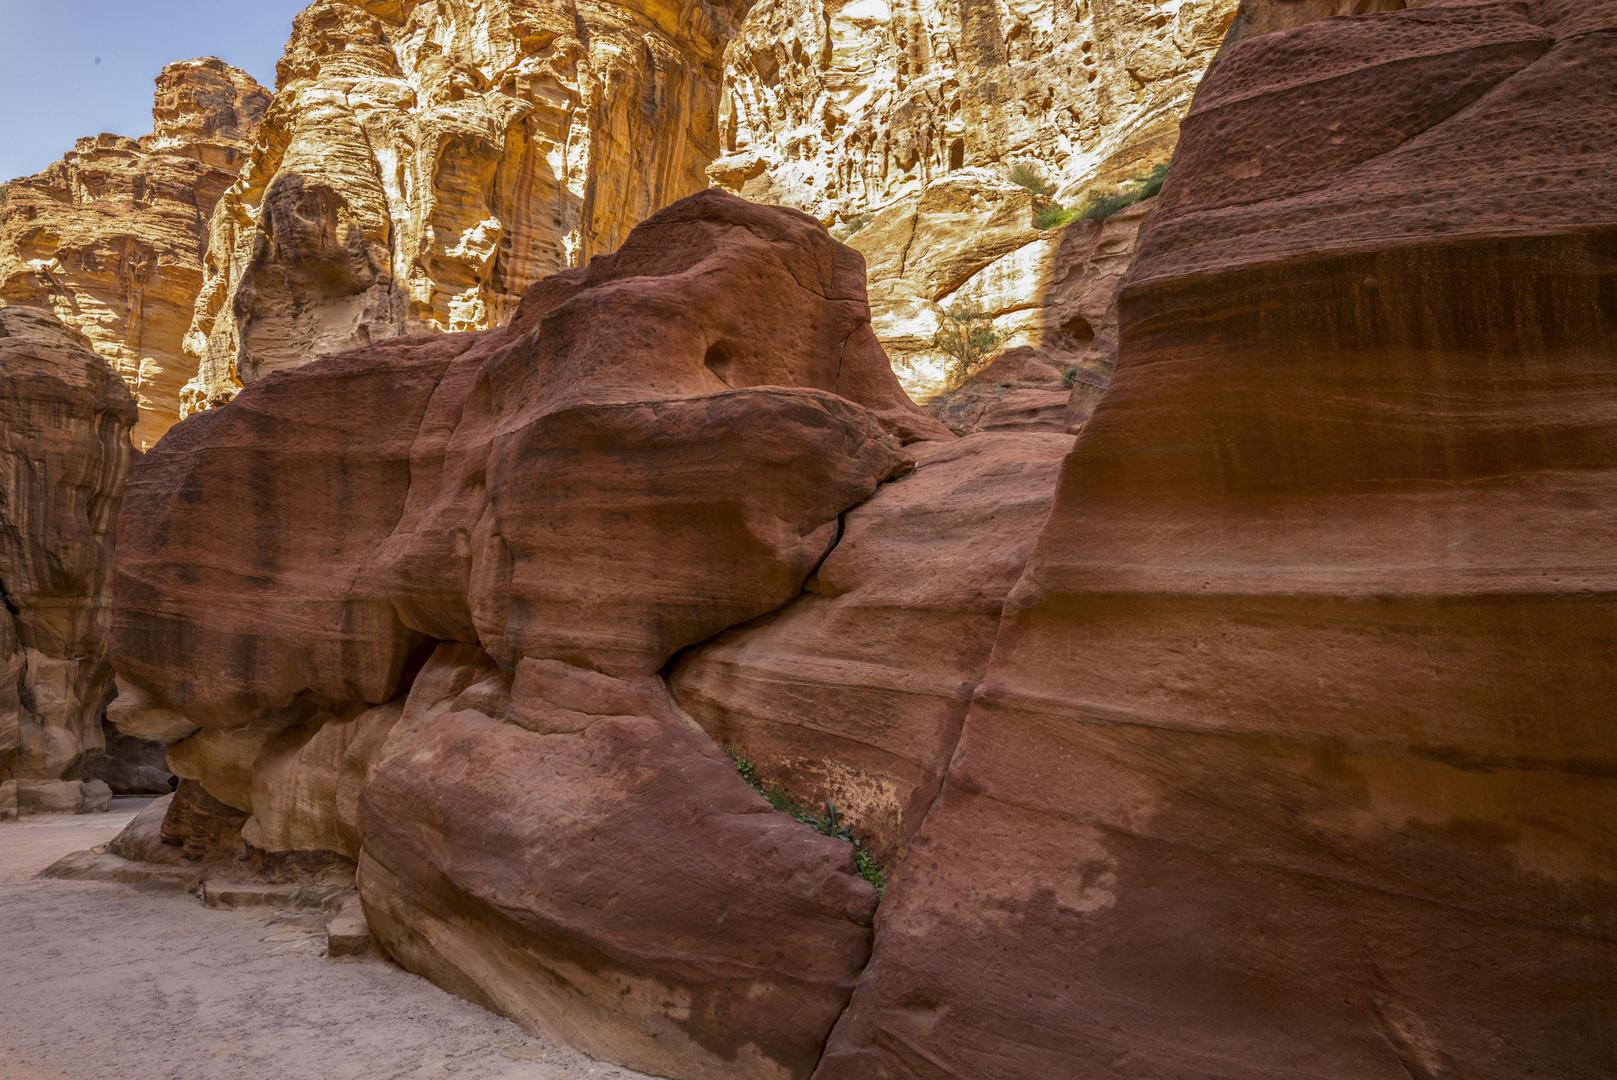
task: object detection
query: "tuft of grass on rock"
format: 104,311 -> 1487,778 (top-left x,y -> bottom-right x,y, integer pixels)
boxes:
831,213 -> 873,241
726,747 -> 888,895
1077,162 -> 1169,221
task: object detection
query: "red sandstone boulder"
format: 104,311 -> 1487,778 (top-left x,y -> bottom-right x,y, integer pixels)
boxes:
110,191 -> 928,1080
814,4 -> 1617,1077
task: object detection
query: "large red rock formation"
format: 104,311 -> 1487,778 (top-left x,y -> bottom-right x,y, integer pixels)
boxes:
0,59 -> 268,449
112,191 -> 946,1080
814,3 -> 1617,1077
0,306 -> 137,784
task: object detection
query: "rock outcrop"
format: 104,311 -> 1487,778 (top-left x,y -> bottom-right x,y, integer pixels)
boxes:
0,59 -> 268,449
815,3 -> 1617,1076
0,306 -> 137,789
113,191 -> 945,1080
180,0 -> 753,414
712,0 -> 1238,396
670,430 -> 1071,863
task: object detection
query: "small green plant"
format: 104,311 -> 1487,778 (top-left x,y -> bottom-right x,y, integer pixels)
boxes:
933,305 -> 1002,388
1007,162 -> 1055,196
726,747 -> 888,895
831,213 -> 873,241
0,184 -> 9,212
1077,162 -> 1169,221
1034,203 -> 1079,230
1062,365 -> 1080,389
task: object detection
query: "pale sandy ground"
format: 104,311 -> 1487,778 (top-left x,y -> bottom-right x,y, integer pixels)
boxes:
0,802 -> 657,1080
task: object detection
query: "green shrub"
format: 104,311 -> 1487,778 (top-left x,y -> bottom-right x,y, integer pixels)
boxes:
1062,365 -> 1080,389
726,747 -> 888,895
1007,162 -> 1055,196
1034,203 -> 1078,230
1077,162 -> 1170,221
831,213 -> 873,241
934,305 -> 1002,388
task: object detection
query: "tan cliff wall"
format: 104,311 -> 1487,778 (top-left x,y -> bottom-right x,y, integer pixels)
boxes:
712,0 -> 1242,397
179,0 -> 1250,412
180,0 -> 751,414
0,59 -> 269,450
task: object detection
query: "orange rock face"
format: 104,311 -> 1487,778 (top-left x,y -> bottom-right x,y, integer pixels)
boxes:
0,59 -> 267,449
814,4 -> 1617,1077
112,191 -> 943,1080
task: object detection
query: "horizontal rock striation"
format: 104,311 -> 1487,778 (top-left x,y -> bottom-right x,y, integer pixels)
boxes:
0,59 -> 268,449
814,3 -> 1617,1077
113,191 -> 947,1080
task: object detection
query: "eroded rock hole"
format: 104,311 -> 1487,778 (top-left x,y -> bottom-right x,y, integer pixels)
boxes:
705,340 -> 737,386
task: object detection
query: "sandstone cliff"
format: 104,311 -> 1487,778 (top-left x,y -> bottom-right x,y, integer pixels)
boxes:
180,0 -> 751,414
0,306 -> 137,789
0,59 -> 268,449
817,3 -> 1617,1076
104,2 -> 1617,1064
712,0 -> 1239,396
174,0 -> 1244,412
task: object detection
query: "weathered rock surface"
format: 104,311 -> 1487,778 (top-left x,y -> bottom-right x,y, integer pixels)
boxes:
670,431 -> 1070,863
919,194 -> 1153,434
715,0 -> 1234,219
0,59 -> 268,449
181,0 -> 754,413
0,306 -> 137,784
815,4 -> 1617,1076
714,0 -> 1237,397
113,191 -> 938,1080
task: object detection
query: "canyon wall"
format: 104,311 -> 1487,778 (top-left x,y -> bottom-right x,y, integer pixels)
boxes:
103,2 -> 1617,1072
0,59 -> 268,449
0,306 -> 137,791
814,2 -> 1617,1076
712,0 -> 1241,395
179,0 -> 751,414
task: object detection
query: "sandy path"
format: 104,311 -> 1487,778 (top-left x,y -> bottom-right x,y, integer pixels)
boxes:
0,805 -> 657,1080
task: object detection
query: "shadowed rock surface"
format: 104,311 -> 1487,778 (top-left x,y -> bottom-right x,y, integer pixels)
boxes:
0,307 -> 137,788
812,3 -> 1617,1076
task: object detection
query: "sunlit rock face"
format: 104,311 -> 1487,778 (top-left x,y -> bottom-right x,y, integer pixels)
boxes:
180,0 -> 751,414
0,59 -> 268,449
710,0 -> 1241,397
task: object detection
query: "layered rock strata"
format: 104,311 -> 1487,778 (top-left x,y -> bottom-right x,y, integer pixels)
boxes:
113,191 -> 946,1080
0,306 -> 137,786
815,3 -> 1617,1076
0,59 -> 268,449
180,0 -> 752,414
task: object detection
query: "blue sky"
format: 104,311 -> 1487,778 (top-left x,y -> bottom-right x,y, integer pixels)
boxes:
0,0 -> 310,182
